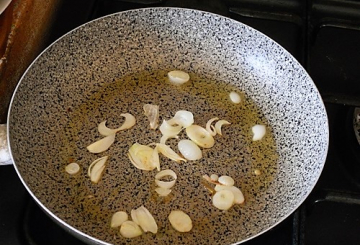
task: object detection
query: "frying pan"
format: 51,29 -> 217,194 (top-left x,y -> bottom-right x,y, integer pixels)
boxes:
7,7 -> 328,245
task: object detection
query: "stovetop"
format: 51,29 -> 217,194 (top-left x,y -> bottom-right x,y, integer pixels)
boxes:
1,0 -> 360,244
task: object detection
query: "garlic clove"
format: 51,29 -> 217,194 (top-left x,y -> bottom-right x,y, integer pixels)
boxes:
168,210 -> 193,232
178,139 -> 202,160
65,162 -> 80,175
143,104 -> 159,130
133,206 -> 158,234
215,185 -> 245,204
206,117 -> 219,136
212,189 -> 235,210
214,120 -> 231,136
155,187 -> 172,196
120,221 -> 143,238
87,134 -> 115,153
252,125 -> 266,141
156,143 -> 186,163
229,91 -> 241,104
186,125 -> 215,148
168,70 -> 190,85
168,110 -> 194,128
111,211 -> 128,228
218,175 -> 235,186
88,156 -> 108,183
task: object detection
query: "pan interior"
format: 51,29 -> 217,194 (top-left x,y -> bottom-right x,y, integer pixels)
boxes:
8,7 -> 328,245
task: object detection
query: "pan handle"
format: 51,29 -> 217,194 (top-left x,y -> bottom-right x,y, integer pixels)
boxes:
0,124 -> 12,165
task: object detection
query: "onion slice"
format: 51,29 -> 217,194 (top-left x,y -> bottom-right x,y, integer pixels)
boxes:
218,175 -> 235,186
98,113 -> 136,136
212,189 -> 235,210
155,169 -> 177,180
186,125 -> 215,148
214,185 -> 245,204
168,110 -> 194,128
159,120 -> 182,137
128,143 -> 160,171
155,187 -> 172,196
205,117 -> 219,136
214,120 -> 231,136
156,143 -> 186,163
87,134 -> 115,153
88,156 -> 108,183
143,104 -> 159,130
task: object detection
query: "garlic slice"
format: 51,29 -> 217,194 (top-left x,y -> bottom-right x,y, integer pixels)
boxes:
168,210 -> 193,232
205,117 -> 219,136
229,91 -> 241,104
210,174 -> 219,182
186,125 -> 215,148
87,134 -> 115,153
168,70 -> 190,85
160,134 -> 178,145
111,211 -> 128,228
156,143 -> 186,163
65,162 -> 80,175
155,179 -> 176,189
218,175 -> 235,186
155,187 -> 172,197
128,143 -> 159,171
214,120 -> 231,136
159,120 -> 182,137
252,124 -> 266,141
143,104 -> 159,130
98,113 -> 136,136
88,156 -> 108,183
178,139 -> 202,160
215,185 -> 245,204
120,221 -> 143,238
168,110 -> 194,128
212,189 -> 235,211
132,206 -> 158,234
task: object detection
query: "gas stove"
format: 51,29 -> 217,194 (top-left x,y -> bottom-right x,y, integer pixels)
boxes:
1,0 -> 360,244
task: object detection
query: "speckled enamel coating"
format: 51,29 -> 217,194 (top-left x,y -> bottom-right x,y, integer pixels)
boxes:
8,8 -> 328,245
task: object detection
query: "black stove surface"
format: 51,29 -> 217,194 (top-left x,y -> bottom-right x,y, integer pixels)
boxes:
1,0 -> 360,244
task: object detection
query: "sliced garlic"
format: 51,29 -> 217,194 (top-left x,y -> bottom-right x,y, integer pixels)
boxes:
88,156 -> 108,183
229,91 -> 241,104
155,179 -> 176,189
218,175 -> 235,186
168,210 -> 193,232
252,125 -> 266,141
215,185 -> 245,204
186,125 -> 215,148
65,162 -> 80,175
120,221 -> 143,238
178,139 -> 202,160
132,206 -> 158,234
128,143 -> 159,171
167,110 -> 194,128
205,117 -> 219,136
212,189 -> 235,211
155,169 -> 177,180
160,134 -> 178,145
143,104 -> 159,130
111,211 -> 128,228
87,134 -> 115,153
168,70 -> 190,85
97,113 -> 136,136
159,120 -> 182,137
156,143 -> 186,163
131,209 -> 140,225
254,169 -> 261,176
214,120 -> 231,136
155,187 -> 172,196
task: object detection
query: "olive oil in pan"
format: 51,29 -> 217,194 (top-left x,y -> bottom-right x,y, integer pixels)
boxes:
60,70 -> 278,244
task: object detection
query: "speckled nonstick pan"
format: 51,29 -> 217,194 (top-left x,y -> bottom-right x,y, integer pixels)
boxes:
7,7 -> 328,245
